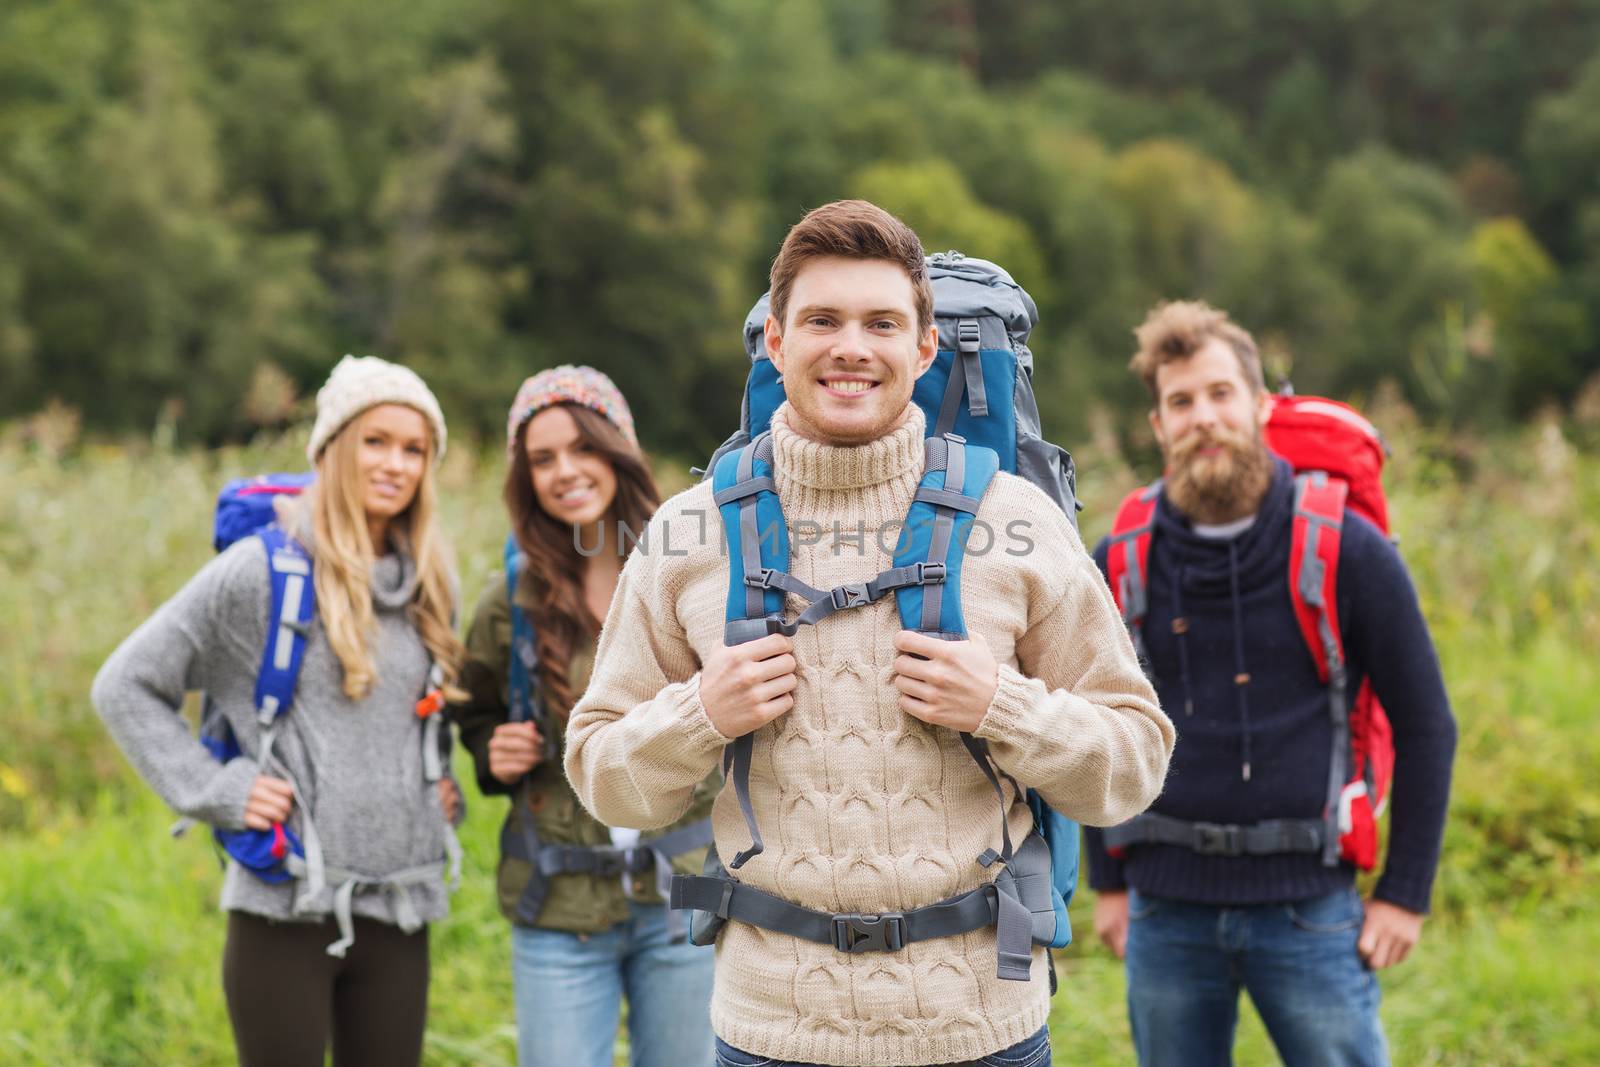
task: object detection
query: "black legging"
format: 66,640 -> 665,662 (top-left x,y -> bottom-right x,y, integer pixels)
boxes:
222,910 -> 430,1067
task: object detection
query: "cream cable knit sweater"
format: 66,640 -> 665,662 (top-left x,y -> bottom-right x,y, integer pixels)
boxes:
567,403 -> 1172,1066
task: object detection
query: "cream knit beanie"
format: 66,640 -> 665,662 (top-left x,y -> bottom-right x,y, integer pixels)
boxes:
306,355 -> 448,463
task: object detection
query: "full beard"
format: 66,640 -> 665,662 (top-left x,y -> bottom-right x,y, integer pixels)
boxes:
1163,426 -> 1274,525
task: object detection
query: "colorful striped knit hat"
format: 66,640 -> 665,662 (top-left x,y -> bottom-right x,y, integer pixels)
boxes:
506,364 -> 638,456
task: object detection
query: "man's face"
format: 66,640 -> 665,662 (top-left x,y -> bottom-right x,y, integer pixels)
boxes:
765,256 -> 937,446
1149,339 -> 1274,522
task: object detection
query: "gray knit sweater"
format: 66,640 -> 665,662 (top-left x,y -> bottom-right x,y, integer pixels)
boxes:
92,535 -> 453,926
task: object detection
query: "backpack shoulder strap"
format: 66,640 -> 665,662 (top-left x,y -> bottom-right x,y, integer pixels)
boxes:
1104,482 -> 1161,623
891,433 -> 999,639
1288,472 -> 1349,684
891,434 -> 1036,974
253,526 -> 314,728
1291,471 -> 1354,868
713,431 -> 791,646
503,534 -> 541,725
1104,482 -> 1161,673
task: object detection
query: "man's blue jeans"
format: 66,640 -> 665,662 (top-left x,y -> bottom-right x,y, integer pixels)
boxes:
713,1024 -> 1051,1067
1125,887 -> 1389,1067
510,901 -> 715,1067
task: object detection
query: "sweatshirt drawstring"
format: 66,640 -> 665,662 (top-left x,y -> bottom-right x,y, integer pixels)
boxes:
1229,540 -> 1253,782
1171,556 -> 1194,717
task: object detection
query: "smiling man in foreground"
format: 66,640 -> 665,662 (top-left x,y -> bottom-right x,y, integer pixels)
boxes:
563,199 -> 1173,1067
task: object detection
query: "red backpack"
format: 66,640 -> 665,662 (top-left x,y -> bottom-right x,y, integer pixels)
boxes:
1104,392 -> 1395,871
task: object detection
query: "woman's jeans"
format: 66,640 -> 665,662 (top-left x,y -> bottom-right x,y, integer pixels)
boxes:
1125,887 -> 1389,1067
511,901 -> 715,1067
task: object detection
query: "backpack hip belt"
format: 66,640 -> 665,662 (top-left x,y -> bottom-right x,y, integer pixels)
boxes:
1101,812 -> 1323,857
669,842 -> 1041,979
287,835 -> 464,958
501,800 -> 714,934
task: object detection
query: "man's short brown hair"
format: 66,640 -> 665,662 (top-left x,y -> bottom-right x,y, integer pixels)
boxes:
1130,300 -> 1265,402
769,199 -> 934,336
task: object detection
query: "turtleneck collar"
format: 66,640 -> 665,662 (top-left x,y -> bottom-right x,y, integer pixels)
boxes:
282,501 -> 420,610
768,401 -> 926,493
371,542 -> 420,610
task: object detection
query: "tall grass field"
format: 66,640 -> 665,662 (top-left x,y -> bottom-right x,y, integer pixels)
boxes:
2,408 -> 1596,1065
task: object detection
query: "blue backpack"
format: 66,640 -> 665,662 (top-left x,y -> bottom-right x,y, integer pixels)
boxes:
669,253 -> 1081,989
196,472 -> 318,883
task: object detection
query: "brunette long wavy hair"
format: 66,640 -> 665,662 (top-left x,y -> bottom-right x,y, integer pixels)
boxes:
505,403 -> 660,717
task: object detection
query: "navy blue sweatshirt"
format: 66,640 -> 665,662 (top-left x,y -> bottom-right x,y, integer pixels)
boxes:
1086,460 -> 1456,913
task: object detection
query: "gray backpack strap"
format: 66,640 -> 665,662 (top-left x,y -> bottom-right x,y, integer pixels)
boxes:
669,832 -> 1053,982
935,318 -> 988,433
640,818 -> 716,939
499,781 -> 553,925
1103,812 -> 1324,857
670,872 -> 999,953
723,737 -> 764,870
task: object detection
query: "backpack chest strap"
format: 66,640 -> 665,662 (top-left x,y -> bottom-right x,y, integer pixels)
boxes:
715,434 -> 964,646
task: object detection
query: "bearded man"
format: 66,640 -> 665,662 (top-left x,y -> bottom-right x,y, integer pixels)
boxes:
1084,301 -> 1457,1067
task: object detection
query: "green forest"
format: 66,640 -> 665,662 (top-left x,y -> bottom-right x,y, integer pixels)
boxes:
8,0 -> 1600,456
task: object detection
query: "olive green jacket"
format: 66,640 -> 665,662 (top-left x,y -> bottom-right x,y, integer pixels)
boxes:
452,571 -> 717,932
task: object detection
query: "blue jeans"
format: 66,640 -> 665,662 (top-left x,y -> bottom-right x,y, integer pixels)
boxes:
713,1024 -> 1051,1067
1124,887 -> 1388,1067
511,901 -> 715,1067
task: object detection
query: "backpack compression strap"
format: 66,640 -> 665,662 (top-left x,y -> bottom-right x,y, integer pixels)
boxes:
1104,482 -> 1161,670
1289,471 -> 1352,867
934,318 -> 990,433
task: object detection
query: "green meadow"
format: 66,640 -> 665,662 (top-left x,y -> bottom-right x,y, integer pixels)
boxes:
2,407 -> 1596,1065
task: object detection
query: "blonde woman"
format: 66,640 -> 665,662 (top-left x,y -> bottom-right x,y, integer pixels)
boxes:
93,356 -> 465,1067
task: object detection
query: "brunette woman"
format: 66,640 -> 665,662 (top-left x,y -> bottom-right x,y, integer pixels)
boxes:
451,366 -> 715,1067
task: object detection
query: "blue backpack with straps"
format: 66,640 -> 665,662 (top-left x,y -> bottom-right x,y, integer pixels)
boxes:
669,253 -> 1082,988
196,472 -> 318,883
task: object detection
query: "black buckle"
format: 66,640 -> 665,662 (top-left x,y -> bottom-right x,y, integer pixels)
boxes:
1193,823 -> 1243,856
830,583 -> 874,610
916,562 -> 947,584
958,321 -> 980,354
591,851 -> 627,877
743,568 -> 778,590
592,847 -> 653,878
830,913 -> 905,952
